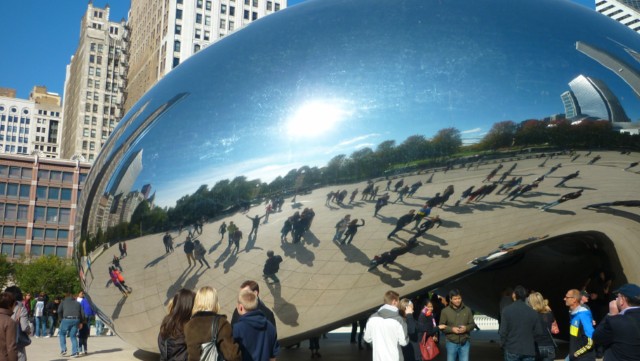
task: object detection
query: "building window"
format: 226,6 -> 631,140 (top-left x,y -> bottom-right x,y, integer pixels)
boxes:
206,1 -> 212,10
220,19 -> 226,29
204,31 -> 210,40
221,4 -> 227,14
173,57 -> 180,69
244,10 -> 250,19
195,29 -> 201,39
252,12 -> 257,20
176,9 -> 183,19
175,24 -> 182,35
194,44 -> 201,53
48,187 -> 60,200
205,15 -> 211,26
229,21 -> 235,31
253,0 -> 258,7
19,184 -> 30,199
197,0 -> 203,8
174,40 -> 181,52
267,1 -> 272,10
196,13 -> 203,24
275,3 -> 280,11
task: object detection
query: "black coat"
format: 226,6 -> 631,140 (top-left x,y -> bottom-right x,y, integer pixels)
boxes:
593,307 -> 640,361
158,334 -> 187,361
499,300 -> 544,356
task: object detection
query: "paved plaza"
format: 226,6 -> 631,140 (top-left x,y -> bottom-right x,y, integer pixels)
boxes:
84,150 -> 639,351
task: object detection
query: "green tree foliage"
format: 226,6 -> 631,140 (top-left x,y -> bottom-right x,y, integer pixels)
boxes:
431,127 -> 462,157
480,121 -> 517,149
0,254 -> 14,288
13,255 -> 80,296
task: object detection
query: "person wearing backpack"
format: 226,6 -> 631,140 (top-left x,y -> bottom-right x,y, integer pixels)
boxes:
4,286 -> 29,361
184,286 -> 241,361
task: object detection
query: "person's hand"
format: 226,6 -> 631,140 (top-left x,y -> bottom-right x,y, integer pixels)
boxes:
458,325 -> 466,333
608,300 -> 620,316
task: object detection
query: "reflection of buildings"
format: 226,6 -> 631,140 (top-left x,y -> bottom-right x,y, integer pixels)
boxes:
0,86 -> 62,158
60,3 -> 128,162
576,41 -> 640,98
0,154 -> 90,258
597,0 -> 640,34
562,75 -> 630,123
124,0 -> 288,112
109,149 -> 143,197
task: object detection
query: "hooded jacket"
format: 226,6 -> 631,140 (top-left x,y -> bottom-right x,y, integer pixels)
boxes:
363,304 -> 408,361
232,310 -> 279,361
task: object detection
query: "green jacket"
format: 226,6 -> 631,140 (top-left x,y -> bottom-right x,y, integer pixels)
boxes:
439,303 -> 476,345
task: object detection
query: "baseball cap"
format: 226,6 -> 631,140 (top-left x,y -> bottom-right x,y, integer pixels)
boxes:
614,284 -> 640,300
580,290 -> 589,298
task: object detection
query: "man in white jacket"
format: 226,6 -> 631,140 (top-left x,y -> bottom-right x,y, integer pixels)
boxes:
364,290 -> 409,361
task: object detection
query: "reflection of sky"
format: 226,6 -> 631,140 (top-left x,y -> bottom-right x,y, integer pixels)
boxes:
97,0 -> 640,209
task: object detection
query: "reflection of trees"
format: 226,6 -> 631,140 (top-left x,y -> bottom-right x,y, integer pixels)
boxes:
87,119 -> 637,247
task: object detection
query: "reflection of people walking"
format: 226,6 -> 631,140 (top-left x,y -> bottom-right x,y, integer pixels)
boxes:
194,240 -> 211,269
333,215 -> 351,242
387,210 -> 415,239
163,232 -> 174,253
341,219 -> 365,245
246,214 -> 265,238
540,189 -> 583,211
263,251 -> 283,284
555,171 -> 580,187
184,237 -> 195,267
232,229 -> 243,254
227,222 -> 238,245
219,222 -> 227,241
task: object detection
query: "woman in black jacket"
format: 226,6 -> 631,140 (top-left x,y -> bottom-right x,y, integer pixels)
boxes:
158,289 -> 195,361
341,219 -> 365,245
417,300 -> 440,347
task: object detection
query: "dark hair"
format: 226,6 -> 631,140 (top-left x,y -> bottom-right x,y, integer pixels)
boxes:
448,289 -> 462,299
513,285 -> 528,301
159,289 -> 196,339
4,286 -> 23,302
240,280 -> 259,294
0,292 -> 15,309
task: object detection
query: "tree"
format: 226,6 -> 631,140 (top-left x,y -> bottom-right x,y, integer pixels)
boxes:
431,127 -> 462,157
0,254 -> 13,288
13,255 -> 80,297
480,120 -> 517,149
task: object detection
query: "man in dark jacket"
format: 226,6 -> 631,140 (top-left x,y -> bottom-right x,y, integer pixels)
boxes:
232,289 -> 279,361
593,283 -> 640,360
387,209 -> 415,239
499,285 -> 544,360
263,251 -> 282,284
439,289 -> 476,361
183,236 -> 195,267
58,291 -> 85,357
230,280 -> 276,332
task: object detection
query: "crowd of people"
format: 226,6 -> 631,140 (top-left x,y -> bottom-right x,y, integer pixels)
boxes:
0,286 -> 104,360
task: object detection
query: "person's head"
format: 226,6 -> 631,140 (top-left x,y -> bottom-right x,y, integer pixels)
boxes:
194,240 -> 200,245
4,286 -> 23,302
0,292 -> 15,310
408,209 -> 415,214
383,290 -> 400,307
449,289 -> 463,308
513,285 -> 528,301
345,214 -> 351,220
423,300 -> 434,313
614,283 -> 640,310
160,288 -> 196,339
240,280 -> 260,297
192,286 -> 220,315
399,298 -> 413,317
237,289 -> 258,316
580,290 -> 589,304
267,250 -> 274,258
527,292 -> 551,314
78,291 -> 85,298
564,289 -> 581,309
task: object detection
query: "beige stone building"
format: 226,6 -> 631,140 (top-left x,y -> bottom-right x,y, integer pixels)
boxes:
61,3 -> 128,162
0,86 -> 62,158
125,0 -> 287,112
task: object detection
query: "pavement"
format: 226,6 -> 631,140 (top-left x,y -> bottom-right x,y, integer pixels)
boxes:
29,327 -> 585,361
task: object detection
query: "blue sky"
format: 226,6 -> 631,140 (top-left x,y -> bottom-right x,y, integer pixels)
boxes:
0,0 -> 593,99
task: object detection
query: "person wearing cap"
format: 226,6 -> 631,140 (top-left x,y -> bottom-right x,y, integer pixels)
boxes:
593,283 -> 640,360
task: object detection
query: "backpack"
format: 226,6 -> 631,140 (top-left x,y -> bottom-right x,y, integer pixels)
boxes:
200,315 -> 224,361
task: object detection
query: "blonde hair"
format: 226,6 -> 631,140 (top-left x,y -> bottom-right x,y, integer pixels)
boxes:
527,292 -> 551,313
238,289 -> 258,311
399,298 -> 412,317
192,286 -> 220,315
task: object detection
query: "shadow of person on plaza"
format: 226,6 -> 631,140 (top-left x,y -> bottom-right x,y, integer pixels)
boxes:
244,234 -> 263,253
336,243 -> 370,267
111,295 -> 128,320
144,252 -> 169,269
165,267 -> 197,305
280,242 -> 314,267
223,252 -> 239,274
302,231 -> 320,248
368,268 -> 404,288
383,262 -> 423,281
267,282 -> 299,327
410,242 -> 450,258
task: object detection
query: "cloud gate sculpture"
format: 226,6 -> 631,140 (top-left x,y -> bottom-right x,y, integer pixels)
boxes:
76,0 -> 640,351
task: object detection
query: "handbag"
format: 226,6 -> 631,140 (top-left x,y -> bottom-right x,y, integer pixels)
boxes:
419,333 -> 439,361
200,315 -> 225,361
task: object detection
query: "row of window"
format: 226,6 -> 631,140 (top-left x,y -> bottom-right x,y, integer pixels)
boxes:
32,145 -> 57,153
85,103 -> 119,116
0,244 -> 67,258
0,146 -> 28,154
0,184 -> 31,199
37,109 -> 60,117
0,107 -> 29,115
1,225 -> 70,241
0,136 -> 28,144
0,125 -> 30,134
33,206 -> 72,225
0,166 -> 31,179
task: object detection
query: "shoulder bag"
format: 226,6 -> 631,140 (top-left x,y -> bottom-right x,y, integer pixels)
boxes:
420,332 -> 439,361
200,315 -> 225,361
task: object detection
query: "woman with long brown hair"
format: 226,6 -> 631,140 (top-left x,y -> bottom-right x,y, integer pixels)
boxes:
158,289 -> 195,361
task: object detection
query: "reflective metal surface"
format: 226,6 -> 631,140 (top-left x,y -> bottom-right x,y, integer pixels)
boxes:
76,0 -> 640,351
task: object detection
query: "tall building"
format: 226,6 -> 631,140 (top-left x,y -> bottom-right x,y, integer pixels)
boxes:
125,0 -> 287,112
60,3 -> 128,162
596,0 -> 640,33
0,86 -> 62,158
566,74 -> 630,123
0,154 -> 90,258
561,91 -> 580,118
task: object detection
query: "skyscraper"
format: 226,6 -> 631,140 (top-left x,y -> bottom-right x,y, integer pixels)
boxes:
566,74 -> 630,123
124,0 -> 287,112
596,0 -> 640,33
60,3 -> 128,162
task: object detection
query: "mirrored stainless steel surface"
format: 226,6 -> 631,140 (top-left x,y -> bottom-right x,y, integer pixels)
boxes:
75,0 -> 640,351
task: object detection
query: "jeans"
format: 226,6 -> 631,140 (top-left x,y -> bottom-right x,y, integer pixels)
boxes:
504,350 -> 535,361
95,318 -> 104,336
58,318 -> 80,355
35,316 -> 46,337
446,339 -> 470,361
537,346 -> 555,361
48,316 -> 57,336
